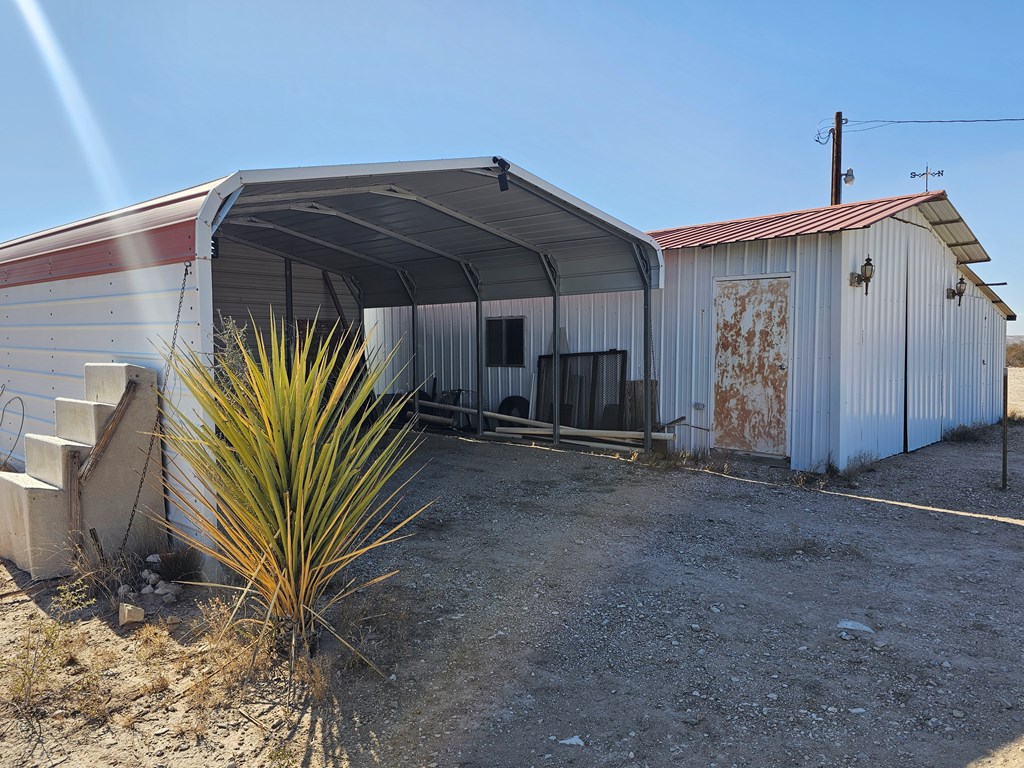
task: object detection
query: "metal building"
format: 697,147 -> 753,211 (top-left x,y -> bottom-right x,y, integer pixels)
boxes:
0,158 -> 663,539
369,191 -> 1014,470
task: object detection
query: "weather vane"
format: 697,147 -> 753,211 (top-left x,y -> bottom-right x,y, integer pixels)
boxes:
910,164 -> 944,192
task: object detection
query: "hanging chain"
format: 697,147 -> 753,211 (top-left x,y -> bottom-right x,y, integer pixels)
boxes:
115,260 -> 191,560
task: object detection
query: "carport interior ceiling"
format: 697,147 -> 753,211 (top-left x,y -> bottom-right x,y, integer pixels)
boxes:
212,158 -> 663,309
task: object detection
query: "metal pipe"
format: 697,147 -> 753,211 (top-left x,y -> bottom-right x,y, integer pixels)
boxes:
643,279 -> 653,453
476,293 -> 484,435
552,282 -> 561,446
1003,366 -> 1009,491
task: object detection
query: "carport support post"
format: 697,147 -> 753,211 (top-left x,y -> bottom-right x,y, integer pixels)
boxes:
552,283 -> 561,445
476,294 -> 485,435
411,299 -> 419,417
284,258 -> 294,368
643,279 -> 653,453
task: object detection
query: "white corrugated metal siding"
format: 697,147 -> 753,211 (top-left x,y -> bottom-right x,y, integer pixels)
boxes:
661,235 -> 840,470
366,291 -> 649,414
0,262 -> 201,467
839,209 -> 1008,467
366,206 -> 1007,473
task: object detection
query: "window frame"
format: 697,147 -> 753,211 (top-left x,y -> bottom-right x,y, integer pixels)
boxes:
485,316 -> 526,368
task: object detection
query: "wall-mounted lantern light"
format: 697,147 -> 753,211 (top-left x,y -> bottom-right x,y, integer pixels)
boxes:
849,256 -> 874,295
946,275 -> 967,306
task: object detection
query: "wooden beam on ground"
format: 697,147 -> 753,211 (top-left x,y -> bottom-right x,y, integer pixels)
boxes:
495,426 -> 673,441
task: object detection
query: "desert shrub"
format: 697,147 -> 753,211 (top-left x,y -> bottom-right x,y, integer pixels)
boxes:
1006,341 -> 1024,368
943,423 -> 985,442
158,316 -> 426,658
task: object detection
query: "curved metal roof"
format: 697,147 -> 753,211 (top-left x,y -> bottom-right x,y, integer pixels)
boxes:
201,157 -> 663,308
0,158 -> 663,308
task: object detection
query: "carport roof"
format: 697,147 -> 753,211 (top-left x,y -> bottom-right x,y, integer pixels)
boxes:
0,158 -> 663,309
202,157 -> 663,308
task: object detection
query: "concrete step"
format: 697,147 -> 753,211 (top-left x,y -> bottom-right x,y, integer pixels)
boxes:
23,434 -> 91,489
84,363 -> 157,406
0,471 -> 69,580
55,398 -> 115,445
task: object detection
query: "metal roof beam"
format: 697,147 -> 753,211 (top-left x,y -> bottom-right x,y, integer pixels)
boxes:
927,218 -> 963,226
301,202 -> 481,298
230,185 -> 416,207
374,185 -> 557,293
224,217 -> 416,302
947,240 -> 980,248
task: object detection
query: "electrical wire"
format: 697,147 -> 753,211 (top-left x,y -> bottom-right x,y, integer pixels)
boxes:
816,116 -> 1024,143
0,384 -> 26,470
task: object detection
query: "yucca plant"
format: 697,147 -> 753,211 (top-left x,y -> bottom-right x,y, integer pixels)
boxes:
158,315 -> 424,658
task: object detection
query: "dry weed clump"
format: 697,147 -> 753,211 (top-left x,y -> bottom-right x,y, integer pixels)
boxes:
0,579 -> 97,719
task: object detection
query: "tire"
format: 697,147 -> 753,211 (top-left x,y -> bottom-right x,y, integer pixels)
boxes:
497,395 -> 530,421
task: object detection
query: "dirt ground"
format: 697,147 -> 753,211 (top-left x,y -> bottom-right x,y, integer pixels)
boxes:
3,408 -> 1024,767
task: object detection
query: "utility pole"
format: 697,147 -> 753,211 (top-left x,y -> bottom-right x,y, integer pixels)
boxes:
831,111 -> 844,205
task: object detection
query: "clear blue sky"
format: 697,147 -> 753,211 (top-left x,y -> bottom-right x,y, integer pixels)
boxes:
2,1 -> 1022,325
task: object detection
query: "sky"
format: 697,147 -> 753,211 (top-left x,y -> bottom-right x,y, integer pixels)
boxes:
2,0 -> 1022,325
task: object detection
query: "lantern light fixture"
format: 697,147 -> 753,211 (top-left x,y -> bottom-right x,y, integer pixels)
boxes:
947,275 -> 967,306
849,256 -> 874,295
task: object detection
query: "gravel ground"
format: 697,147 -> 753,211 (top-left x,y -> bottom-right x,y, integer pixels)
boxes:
2,414 -> 1024,767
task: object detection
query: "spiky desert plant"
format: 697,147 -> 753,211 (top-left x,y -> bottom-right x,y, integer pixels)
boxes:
158,316 -> 424,654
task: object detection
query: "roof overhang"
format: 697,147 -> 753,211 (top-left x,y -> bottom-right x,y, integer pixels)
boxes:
959,264 -> 1016,321
197,157 -> 663,308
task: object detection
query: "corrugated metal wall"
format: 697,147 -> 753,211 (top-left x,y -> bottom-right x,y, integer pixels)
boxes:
662,235 -> 840,470
365,291 -> 649,415
365,209 -> 1007,472
839,209 -> 1009,467
0,261 -> 201,467
212,240 -> 356,338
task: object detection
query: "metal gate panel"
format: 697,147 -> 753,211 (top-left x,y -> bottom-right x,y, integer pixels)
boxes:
535,350 -> 627,429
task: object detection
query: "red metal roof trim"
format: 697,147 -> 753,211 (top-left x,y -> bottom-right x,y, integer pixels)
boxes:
649,191 -> 946,249
0,221 -> 195,289
0,181 -> 218,265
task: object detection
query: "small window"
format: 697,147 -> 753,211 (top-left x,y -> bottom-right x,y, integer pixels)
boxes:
486,317 -> 525,367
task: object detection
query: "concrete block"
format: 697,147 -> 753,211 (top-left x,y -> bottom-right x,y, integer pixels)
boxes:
118,603 -> 145,626
55,398 -> 115,445
0,472 -> 70,580
23,434 -> 90,489
80,365 -> 163,559
84,364 -> 157,406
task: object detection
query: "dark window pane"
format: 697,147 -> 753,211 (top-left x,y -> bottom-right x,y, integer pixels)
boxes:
506,318 -> 525,366
486,318 -> 505,366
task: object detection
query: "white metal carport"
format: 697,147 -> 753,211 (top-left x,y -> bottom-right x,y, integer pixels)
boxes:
196,157 -> 664,449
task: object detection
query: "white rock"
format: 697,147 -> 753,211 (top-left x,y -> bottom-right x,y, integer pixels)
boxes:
141,585 -> 155,594
140,569 -> 151,580
849,707 -> 867,714
148,574 -> 161,586
161,593 -> 177,605
837,620 -> 875,634
119,603 -> 145,626
116,584 -> 132,596
147,554 -> 162,564
558,736 -> 584,746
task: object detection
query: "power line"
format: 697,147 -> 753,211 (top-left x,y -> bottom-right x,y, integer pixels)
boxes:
816,116 -> 1024,143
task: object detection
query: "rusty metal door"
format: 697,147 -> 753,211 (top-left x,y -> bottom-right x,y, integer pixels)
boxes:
713,277 -> 790,456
